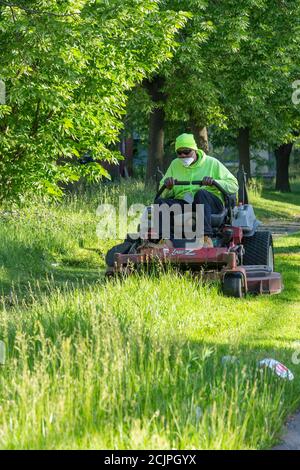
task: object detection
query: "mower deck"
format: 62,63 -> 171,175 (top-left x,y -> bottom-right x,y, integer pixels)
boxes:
108,245 -> 283,296
243,265 -> 282,295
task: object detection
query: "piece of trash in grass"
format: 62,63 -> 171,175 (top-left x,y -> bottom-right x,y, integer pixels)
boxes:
0,341 -> 6,365
259,358 -> 294,381
51,263 -> 60,267
195,406 -> 203,422
222,355 -> 238,365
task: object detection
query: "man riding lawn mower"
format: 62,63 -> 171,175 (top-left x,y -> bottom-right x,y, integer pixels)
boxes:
105,134 -> 283,298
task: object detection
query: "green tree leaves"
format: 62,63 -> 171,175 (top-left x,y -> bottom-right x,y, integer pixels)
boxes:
0,0 -> 187,200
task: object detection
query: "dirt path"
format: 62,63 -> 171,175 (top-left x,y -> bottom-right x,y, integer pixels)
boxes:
273,413 -> 300,450
259,221 -> 300,237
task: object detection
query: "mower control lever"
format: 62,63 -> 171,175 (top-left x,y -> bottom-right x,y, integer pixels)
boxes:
155,179 -> 229,201
173,180 -> 229,197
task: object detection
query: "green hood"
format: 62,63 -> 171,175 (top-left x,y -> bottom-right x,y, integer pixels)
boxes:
175,133 -> 198,151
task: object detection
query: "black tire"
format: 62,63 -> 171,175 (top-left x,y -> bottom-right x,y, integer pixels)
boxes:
105,241 -> 133,267
222,273 -> 244,298
242,231 -> 274,270
125,233 -> 140,243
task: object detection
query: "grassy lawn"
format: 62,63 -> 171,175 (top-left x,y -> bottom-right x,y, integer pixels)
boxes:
249,180 -> 300,221
0,180 -> 299,449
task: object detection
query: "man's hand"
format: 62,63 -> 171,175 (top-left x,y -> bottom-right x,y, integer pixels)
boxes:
202,177 -> 215,186
164,177 -> 176,189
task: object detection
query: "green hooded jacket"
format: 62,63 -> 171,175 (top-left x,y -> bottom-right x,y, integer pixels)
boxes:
159,149 -> 238,204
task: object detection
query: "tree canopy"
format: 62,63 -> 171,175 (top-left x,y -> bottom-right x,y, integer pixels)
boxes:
1,0 -> 300,197
127,0 -> 300,189
0,0 -> 187,199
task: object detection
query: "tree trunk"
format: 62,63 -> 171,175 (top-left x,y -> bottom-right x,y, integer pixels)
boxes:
275,143 -> 293,192
143,76 -> 166,183
125,137 -> 134,177
237,127 -> 251,181
119,136 -> 134,177
189,122 -> 209,153
147,107 -> 165,181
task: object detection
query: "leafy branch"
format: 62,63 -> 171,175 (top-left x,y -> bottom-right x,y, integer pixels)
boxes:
0,1 -> 80,17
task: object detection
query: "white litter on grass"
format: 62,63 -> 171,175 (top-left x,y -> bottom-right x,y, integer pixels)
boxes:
222,355 -> 239,365
0,341 -> 6,365
259,358 -> 294,381
51,263 -> 60,267
195,406 -> 203,422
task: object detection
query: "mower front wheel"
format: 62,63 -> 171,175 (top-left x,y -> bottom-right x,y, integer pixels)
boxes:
105,241 -> 133,268
222,273 -> 245,298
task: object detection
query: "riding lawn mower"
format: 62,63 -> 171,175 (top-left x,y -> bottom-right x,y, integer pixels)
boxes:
105,170 -> 283,298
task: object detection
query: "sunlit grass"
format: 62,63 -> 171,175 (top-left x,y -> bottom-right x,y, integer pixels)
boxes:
249,180 -> 300,221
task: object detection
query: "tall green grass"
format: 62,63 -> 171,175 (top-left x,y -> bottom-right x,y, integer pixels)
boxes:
0,274 -> 294,449
0,180 -> 299,449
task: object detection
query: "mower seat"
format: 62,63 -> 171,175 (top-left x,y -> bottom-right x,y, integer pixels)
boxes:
173,207 -> 228,235
211,208 -> 228,228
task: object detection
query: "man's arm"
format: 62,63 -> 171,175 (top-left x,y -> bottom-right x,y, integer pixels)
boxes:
212,159 -> 239,194
159,163 -> 175,198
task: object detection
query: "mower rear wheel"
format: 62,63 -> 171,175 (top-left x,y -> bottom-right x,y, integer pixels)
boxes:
222,273 -> 245,298
105,241 -> 133,268
242,231 -> 274,270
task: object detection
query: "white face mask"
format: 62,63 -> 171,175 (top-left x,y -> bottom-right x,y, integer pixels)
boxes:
181,156 -> 195,167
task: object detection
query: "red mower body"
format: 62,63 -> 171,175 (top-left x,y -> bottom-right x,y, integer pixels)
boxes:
105,177 -> 283,298
111,235 -> 282,296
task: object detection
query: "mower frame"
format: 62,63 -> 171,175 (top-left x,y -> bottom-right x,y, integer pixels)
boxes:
106,178 -> 283,297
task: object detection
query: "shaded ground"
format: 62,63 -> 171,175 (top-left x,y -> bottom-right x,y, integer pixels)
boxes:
273,412 -> 300,450
259,221 -> 300,238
